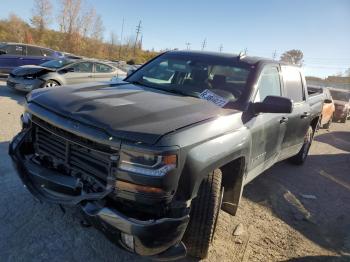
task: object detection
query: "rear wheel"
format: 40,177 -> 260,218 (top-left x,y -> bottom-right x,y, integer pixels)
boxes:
341,115 -> 347,123
43,80 -> 59,88
289,126 -> 314,165
183,169 -> 222,259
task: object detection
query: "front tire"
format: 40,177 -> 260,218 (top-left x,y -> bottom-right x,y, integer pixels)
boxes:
183,169 -> 222,259
289,126 -> 314,165
43,80 -> 59,88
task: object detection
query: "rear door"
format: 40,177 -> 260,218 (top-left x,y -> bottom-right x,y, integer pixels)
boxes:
64,62 -> 94,84
0,44 -> 25,73
279,66 -> 311,159
93,62 -> 115,81
20,45 -> 47,66
246,65 -> 287,181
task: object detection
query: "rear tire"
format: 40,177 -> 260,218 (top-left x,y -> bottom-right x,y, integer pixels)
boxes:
183,169 -> 222,259
341,115 -> 347,123
289,126 -> 314,165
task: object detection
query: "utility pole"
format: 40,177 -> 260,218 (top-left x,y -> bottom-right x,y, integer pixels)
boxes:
185,42 -> 191,50
272,50 -> 277,60
140,34 -> 143,49
201,38 -> 207,50
118,17 -> 124,60
133,20 -> 142,56
219,44 -> 223,52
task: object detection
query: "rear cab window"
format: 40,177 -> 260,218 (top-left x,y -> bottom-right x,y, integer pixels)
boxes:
281,66 -> 305,103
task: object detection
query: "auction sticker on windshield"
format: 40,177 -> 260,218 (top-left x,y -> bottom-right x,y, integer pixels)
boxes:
199,89 -> 229,107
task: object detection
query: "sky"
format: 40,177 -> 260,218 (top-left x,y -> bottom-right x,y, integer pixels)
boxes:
1,0 -> 349,77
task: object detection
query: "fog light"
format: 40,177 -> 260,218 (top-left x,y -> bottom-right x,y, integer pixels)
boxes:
121,232 -> 134,250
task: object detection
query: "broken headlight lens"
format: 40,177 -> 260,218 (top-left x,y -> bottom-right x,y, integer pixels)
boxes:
119,149 -> 177,176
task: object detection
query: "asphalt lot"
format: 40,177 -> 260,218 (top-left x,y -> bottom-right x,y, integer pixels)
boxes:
0,81 -> 349,262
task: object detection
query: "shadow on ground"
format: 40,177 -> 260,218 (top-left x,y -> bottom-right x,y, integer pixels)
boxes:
0,81 -> 26,106
244,152 -> 350,257
315,131 -> 350,152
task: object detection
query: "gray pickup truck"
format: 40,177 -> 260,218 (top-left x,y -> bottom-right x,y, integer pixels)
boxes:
9,51 -> 323,260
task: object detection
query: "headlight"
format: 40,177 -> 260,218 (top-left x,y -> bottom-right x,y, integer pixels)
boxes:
119,149 -> 177,176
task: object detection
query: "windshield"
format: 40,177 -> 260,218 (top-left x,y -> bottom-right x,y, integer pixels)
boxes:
40,59 -> 73,69
330,90 -> 350,102
127,54 -> 251,104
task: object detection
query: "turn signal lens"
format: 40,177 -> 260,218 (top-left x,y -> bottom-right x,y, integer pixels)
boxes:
163,154 -> 177,165
116,180 -> 164,194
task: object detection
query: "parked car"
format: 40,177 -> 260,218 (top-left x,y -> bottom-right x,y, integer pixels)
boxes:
9,51 -> 323,260
7,59 -> 122,92
329,88 -> 350,123
308,86 -> 335,128
0,42 -> 62,75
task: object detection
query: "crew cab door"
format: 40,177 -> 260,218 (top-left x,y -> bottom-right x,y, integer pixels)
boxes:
279,66 -> 311,159
246,66 -> 287,182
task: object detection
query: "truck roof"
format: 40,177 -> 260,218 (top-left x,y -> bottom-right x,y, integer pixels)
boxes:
166,50 -> 291,66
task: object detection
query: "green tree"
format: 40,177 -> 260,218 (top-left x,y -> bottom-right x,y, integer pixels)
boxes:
280,49 -> 304,65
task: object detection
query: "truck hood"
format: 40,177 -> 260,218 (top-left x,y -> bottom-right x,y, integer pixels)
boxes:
27,81 -> 235,144
11,65 -> 55,77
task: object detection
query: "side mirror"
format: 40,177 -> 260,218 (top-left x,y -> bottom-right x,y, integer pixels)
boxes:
127,69 -> 136,76
253,96 -> 293,114
60,67 -> 74,73
324,98 -> 332,103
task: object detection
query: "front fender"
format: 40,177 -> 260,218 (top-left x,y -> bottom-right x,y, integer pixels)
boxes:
176,128 -> 250,201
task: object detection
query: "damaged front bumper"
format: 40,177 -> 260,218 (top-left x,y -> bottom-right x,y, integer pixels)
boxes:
9,130 -> 189,259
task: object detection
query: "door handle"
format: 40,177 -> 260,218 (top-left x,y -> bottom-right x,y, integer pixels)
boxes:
280,117 -> 289,124
300,112 -> 310,119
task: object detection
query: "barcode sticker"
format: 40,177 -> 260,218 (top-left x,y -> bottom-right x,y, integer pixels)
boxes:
199,89 -> 229,107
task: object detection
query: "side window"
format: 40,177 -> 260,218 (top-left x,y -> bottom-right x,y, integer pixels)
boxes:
282,66 -> 304,103
71,62 -> 93,73
41,49 -> 54,57
254,67 -> 281,102
95,63 -> 113,73
27,46 -> 43,56
5,45 -> 24,55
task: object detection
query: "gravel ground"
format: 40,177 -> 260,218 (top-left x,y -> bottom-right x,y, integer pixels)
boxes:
0,82 -> 349,262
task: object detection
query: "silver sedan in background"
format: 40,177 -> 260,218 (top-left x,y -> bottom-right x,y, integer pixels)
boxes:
7,59 -> 126,92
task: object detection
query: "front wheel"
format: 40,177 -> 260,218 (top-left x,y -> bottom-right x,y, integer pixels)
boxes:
43,80 -> 59,88
183,169 -> 222,259
289,126 -> 314,165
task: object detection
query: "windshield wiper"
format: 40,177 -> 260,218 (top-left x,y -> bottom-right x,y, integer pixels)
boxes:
166,88 -> 199,98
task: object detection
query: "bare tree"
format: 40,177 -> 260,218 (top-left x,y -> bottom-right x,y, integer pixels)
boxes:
280,49 -> 304,65
91,14 -> 104,41
58,0 -> 81,34
7,14 -> 26,42
31,0 -> 52,32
